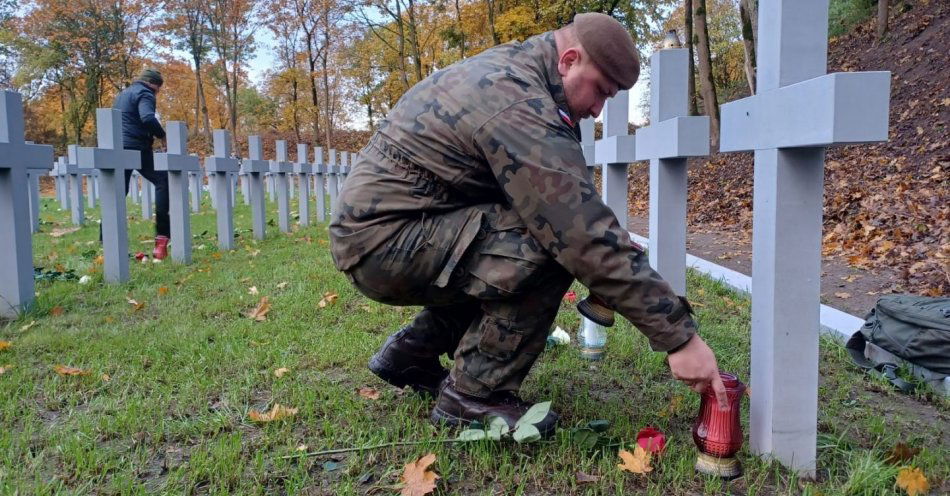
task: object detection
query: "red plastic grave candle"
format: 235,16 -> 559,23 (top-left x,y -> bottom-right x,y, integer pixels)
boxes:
692,372 -> 745,479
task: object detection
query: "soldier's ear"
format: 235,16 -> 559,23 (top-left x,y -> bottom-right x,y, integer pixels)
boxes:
557,47 -> 583,77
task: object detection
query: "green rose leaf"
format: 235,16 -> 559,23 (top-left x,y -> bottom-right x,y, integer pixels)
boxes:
514,401 -> 551,430
487,416 -> 510,441
512,424 -> 541,443
587,420 -> 610,433
572,428 -> 600,450
456,429 -> 487,441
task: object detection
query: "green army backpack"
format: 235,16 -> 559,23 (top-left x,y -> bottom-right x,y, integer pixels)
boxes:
846,294 -> 950,391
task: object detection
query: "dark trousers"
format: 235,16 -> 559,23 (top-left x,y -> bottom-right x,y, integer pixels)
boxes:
125,149 -> 170,237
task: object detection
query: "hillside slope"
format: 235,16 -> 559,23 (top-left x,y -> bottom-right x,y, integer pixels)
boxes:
629,0 -> 949,296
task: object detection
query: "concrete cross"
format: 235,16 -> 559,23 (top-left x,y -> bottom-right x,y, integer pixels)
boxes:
266,172 -> 275,202
27,169 -> 41,233
719,0 -> 890,476
140,174 -> 153,219
594,91 -> 636,229
229,172 -> 237,207
189,171 -> 201,213
130,170 -> 140,205
339,151 -> 349,192
326,149 -> 339,221
240,171 -> 250,205
294,143 -> 313,227
155,122 -> 201,263
635,46 -> 710,294
53,157 -> 69,210
86,169 -> 99,209
77,108 -> 141,283
204,129 -> 241,250
288,165 -> 296,200
0,91 -> 54,317
66,145 -> 85,225
207,169 -> 217,210
313,146 -> 327,222
270,140 -> 294,233
241,136 -> 269,240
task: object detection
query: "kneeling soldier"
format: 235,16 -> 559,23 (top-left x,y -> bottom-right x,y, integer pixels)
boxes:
330,13 -> 727,435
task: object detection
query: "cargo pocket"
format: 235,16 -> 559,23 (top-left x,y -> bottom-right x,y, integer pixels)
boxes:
433,209 -> 484,288
477,317 -> 525,361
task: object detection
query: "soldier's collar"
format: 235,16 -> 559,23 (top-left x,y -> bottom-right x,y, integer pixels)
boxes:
537,32 -> 570,120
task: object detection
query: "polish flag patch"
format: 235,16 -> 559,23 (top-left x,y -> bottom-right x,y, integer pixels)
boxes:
558,108 -> 573,127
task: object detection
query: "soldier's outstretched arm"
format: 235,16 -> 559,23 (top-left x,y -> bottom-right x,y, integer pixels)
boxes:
473,98 -> 696,352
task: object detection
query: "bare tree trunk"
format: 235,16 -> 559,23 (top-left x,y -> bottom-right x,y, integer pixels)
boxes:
394,0 -> 410,88
194,59 -> 212,139
877,0 -> 888,41
304,31 -> 322,143
485,0 -> 500,45
292,75 -> 300,142
406,0 -> 424,82
322,12 -> 333,148
455,0 -> 465,58
693,0 -> 720,148
684,0 -> 698,116
739,0 -> 757,95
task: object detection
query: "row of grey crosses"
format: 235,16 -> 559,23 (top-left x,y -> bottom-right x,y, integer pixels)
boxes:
1,92 -> 355,313
0,0 -> 892,479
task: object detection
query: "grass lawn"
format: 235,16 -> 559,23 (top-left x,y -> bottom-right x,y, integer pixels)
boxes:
1,193 -> 947,495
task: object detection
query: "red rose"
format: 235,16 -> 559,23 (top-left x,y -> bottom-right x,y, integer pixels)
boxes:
636,426 -> 666,454
563,290 -> 577,303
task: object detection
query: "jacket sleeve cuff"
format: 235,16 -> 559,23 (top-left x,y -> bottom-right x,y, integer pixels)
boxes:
647,296 -> 698,352
648,319 -> 696,352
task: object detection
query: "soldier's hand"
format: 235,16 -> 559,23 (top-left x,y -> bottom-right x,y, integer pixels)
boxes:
666,334 -> 728,409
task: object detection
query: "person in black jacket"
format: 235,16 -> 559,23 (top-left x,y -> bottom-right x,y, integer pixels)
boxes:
113,68 -> 171,259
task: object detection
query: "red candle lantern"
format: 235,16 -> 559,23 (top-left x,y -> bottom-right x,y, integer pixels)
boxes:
692,372 -> 746,479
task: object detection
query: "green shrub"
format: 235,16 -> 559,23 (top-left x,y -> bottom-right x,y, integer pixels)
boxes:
829,0 -> 877,37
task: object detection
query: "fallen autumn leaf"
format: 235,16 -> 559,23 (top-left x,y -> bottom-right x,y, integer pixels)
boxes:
248,403 -> 298,422
317,292 -> 339,308
357,386 -> 380,400
400,453 -> 439,496
54,365 -> 90,376
617,446 -> 653,474
246,297 -> 271,322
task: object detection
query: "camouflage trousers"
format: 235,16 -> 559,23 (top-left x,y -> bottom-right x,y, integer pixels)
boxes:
344,203 -> 573,398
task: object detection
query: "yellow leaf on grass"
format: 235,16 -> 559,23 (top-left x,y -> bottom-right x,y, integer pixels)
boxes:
247,297 -> 271,322
248,286 -> 259,295
357,386 -> 380,400
101,373 -> 111,382
54,365 -> 90,376
20,320 -> 37,332
276,281 -> 289,290
317,292 -> 339,308
0,341 -> 11,351
158,286 -> 169,296
896,467 -> 929,496
0,364 -> 13,374
248,403 -> 298,422
834,292 -> 852,299
50,306 -> 65,317
127,298 -> 146,312
401,453 -> 439,496
617,446 -> 653,474
274,367 -> 290,378
93,255 -> 104,266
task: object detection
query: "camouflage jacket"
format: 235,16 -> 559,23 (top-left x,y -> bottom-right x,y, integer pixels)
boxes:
330,32 -> 696,352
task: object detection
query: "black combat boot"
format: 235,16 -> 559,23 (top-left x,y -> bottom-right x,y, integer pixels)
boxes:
368,326 -> 450,396
430,379 -> 559,436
